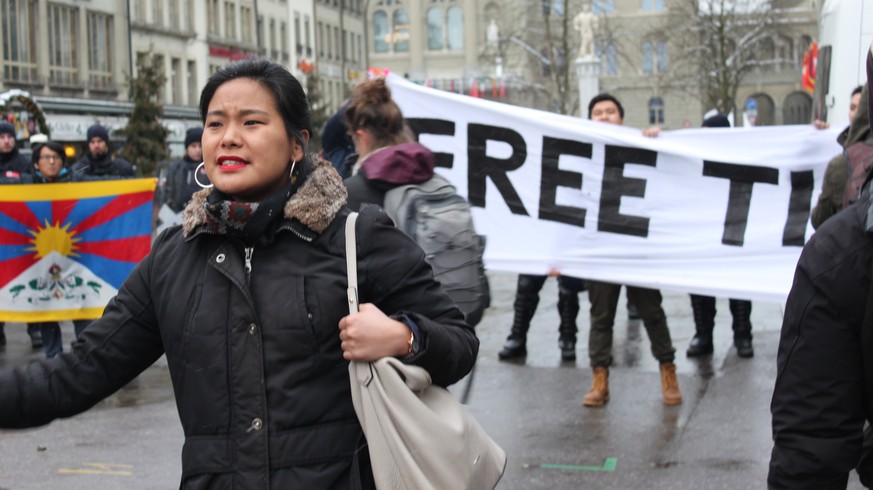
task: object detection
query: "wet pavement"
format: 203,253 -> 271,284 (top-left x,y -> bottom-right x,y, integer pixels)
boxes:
0,271 -> 866,489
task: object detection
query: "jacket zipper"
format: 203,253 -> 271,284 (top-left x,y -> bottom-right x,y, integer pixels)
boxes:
244,246 -> 254,284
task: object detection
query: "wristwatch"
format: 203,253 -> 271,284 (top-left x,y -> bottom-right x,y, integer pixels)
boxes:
393,313 -> 421,356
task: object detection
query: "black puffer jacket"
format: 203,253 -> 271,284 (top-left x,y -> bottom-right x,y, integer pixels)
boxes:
71,152 -> 135,178
0,157 -> 478,489
769,186 -> 873,488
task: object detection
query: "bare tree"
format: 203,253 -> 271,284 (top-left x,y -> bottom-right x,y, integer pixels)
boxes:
662,0 -> 786,115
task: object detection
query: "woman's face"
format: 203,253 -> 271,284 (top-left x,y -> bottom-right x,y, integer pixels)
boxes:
202,78 -> 303,202
35,146 -> 64,180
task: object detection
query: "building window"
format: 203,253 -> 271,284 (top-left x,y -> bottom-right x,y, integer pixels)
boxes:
187,0 -> 194,31
152,54 -> 165,104
447,6 -> 463,50
593,0 -> 614,14
373,11 -> 388,52
657,41 -> 668,72
643,40 -> 668,74
317,22 -> 324,57
294,13 -> 302,55
241,6 -> 253,42
171,57 -> 182,105
47,3 -> 79,86
642,41 -> 653,74
187,60 -> 197,106
87,11 -> 113,89
427,8 -> 444,50
170,0 -> 181,29
269,19 -> 277,58
783,91 -> 812,125
280,21 -> 288,62
207,0 -> 220,35
224,1 -> 236,39
596,42 -> 618,76
648,97 -> 664,124
392,9 -> 409,52
2,0 -> 38,83
132,0 -> 145,23
642,0 -> 664,12
153,0 -> 164,27
304,16 -> 312,57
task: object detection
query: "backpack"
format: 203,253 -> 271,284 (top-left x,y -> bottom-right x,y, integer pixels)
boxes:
842,142 -> 873,208
383,174 -> 490,326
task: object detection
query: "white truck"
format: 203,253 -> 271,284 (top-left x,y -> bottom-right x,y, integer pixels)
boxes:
813,0 -> 873,125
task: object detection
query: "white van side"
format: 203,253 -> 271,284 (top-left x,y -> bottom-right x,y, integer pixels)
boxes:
814,0 -> 873,125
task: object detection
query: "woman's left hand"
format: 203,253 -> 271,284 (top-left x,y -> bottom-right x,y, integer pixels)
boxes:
338,303 -> 410,361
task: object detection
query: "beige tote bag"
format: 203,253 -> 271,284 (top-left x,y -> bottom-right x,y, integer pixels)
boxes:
344,212 -> 507,490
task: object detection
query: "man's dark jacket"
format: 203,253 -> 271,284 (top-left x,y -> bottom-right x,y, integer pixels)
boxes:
770,185 -> 873,488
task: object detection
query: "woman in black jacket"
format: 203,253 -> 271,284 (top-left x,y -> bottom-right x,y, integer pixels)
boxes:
0,59 -> 478,489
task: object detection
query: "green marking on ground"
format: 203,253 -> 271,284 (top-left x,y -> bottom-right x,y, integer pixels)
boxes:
540,457 -> 617,472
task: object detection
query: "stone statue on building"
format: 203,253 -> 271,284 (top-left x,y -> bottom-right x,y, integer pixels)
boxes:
573,3 -> 598,59
486,19 -> 500,51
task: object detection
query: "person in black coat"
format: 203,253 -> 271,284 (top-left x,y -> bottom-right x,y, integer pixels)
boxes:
0,59 -> 477,489
71,124 -> 135,178
165,127 -> 208,212
769,42 -> 873,489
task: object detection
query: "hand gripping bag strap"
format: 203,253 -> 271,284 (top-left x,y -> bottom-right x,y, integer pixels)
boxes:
343,212 -> 506,490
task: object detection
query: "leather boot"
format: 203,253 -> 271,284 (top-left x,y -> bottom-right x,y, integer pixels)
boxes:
498,279 -> 540,360
730,299 -> 754,358
660,362 -> 682,405
686,295 -> 715,357
583,367 -> 610,407
557,288 -> 580,361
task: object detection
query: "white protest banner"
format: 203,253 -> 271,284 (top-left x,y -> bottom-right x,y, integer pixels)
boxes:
386,74 -> 842,303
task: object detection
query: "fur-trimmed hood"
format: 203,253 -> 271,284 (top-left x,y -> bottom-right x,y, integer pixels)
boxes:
181,157 -> 348,237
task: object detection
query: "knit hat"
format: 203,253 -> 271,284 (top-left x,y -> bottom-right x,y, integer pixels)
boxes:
185,127 -> 203,148
0,121 -> 15,139
702,114 -> 731,128
86,124 -> 110,143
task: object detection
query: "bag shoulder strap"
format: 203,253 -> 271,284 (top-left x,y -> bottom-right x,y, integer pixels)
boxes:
345,212 -> 359,314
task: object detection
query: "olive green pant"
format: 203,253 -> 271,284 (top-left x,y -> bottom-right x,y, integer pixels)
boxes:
587,281 -> 676,367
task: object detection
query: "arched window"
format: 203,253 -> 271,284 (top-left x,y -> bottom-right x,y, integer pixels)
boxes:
783,91 -> 812,124
427,8 -> 444,50
642,41 -> 653,74
392,9 -> 409,52
447,6 -> 463,50
648,97 -> 664,124
373,11 -> 388,52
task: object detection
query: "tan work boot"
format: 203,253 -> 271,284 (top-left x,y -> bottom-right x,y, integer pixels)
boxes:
583,367 -> 609,407
660,362 -> 682,405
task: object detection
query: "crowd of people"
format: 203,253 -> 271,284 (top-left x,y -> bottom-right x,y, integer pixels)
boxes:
0,45 -> 871,486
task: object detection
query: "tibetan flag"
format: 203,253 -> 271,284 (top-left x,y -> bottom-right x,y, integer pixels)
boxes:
0,179 -> 155,322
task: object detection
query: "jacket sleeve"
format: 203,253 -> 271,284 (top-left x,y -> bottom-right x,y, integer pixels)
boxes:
354,205 -> 478,388
811,154 -> 849,229
0,242 -> 165,429
768,209 -> 871,489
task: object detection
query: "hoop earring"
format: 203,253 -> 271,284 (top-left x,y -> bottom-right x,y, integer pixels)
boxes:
194,162 -> 213,188
289,160 -> 297,185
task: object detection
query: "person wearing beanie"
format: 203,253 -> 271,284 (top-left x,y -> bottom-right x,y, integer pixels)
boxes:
69,124 -> 136,339
686,114 -> 754,360
165,126 -> 207,212
0,120 -> 42,349
71,124 -> 135,178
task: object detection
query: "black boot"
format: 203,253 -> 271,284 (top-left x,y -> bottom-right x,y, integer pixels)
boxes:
730,299 -> 754,358
557,287 -> 580,361
498,276 -> 541,360
687,294 -> 715,357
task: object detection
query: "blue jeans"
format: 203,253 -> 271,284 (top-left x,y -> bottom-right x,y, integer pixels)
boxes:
39,320 -> 92,358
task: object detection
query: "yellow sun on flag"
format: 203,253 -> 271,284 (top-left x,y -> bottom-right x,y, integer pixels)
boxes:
27,220 -> 81,259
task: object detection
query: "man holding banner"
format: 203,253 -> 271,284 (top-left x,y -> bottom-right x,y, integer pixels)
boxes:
580,94 -> 681,407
